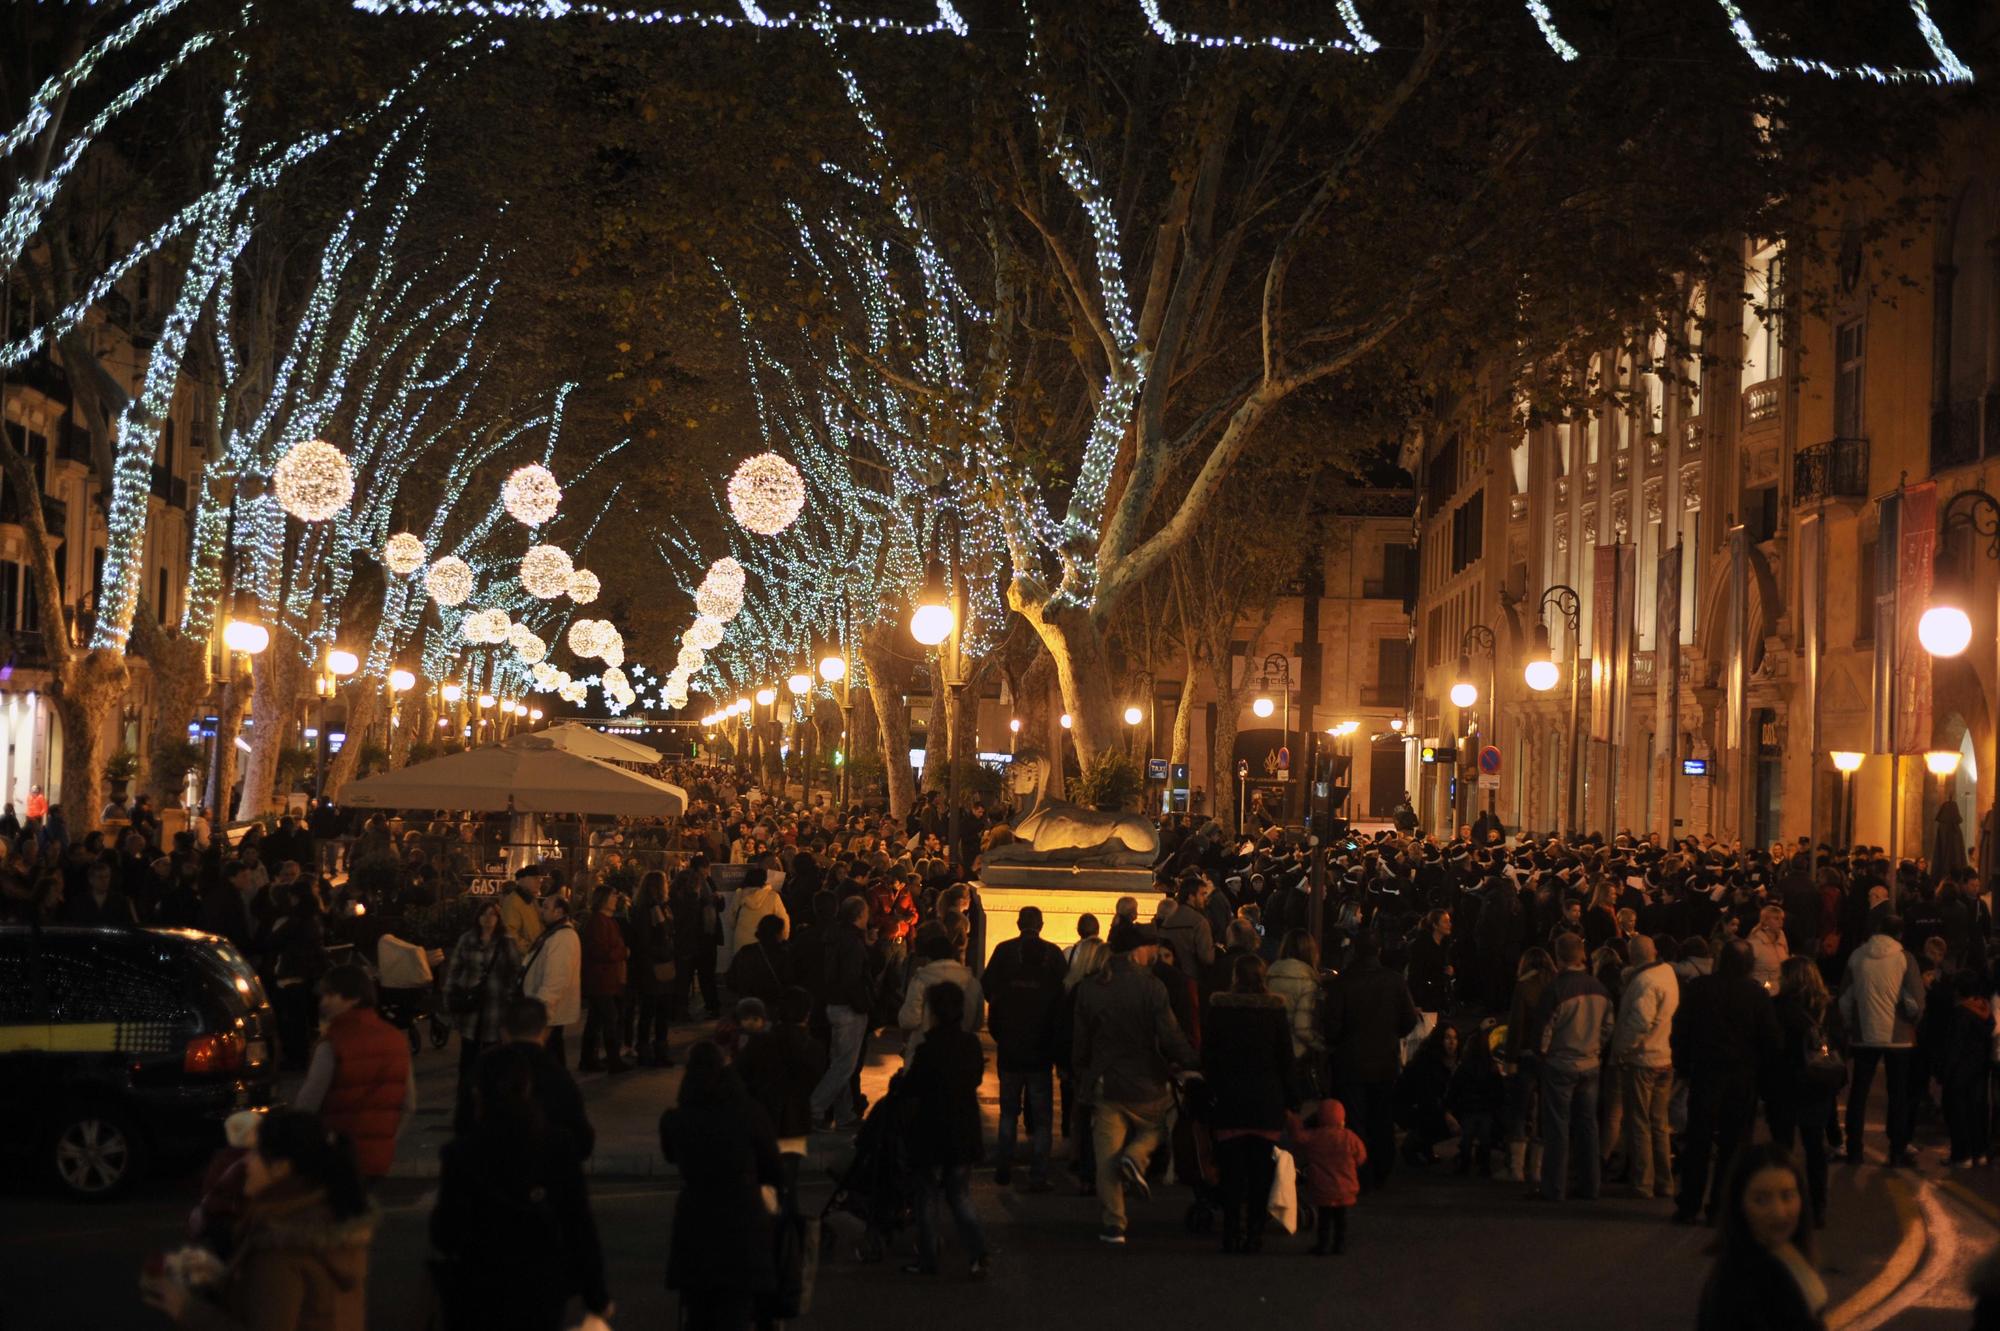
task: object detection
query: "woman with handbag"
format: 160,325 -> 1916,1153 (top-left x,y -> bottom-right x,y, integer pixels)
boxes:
627,870 -> 676,1067
1769,957 -> 1843,1229
444,901 -> 520,1115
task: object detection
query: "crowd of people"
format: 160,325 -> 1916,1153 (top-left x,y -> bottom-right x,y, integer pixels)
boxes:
24,759 -> 2000,1330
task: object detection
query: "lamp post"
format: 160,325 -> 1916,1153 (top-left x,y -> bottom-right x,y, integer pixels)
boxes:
1921,488 -> 2000,870
1525,585 -> 1583,838
787,671 -> 812,793
910,547 -> 970,871
314,648 -> 359,797
1255,652 -> 1293,822
1830,750 -> 1864,848
1452,624 -> 1499,832
820,651 -> 852,809
1926,749 -> 1964,861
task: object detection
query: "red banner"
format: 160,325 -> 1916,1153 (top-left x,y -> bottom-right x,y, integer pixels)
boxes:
1895,481 -> 1935,754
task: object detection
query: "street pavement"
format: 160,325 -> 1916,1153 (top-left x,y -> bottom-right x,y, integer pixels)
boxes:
1,1022 -> 1994,1330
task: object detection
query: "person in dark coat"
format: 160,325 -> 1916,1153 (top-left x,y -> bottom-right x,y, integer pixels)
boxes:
1394,1022 -> 1460,1166
624,870 -> 675,1067
1322,931 -> 1419,1189
1202,953 -> 1296,1252
1695,1143 -> 1828,1331
726,912 -> 793,1007
669,858 -> 721,1021
660,1042 -> 784,1331
734,986 -> 828,1192
1674,939 -> 1782,1225
900,981 -> 989,1276
1768,958 -> 1840,1228
431,1043 -> 612,1331
455,997 -> 595,1159
983,905 -> 1067,1190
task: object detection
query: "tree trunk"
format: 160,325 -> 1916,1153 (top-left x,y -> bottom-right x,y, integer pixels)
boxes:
236,643 -> 305,821
860,627 -> 915,821
143,633 -> 208,802
1012,592 -> 1119,769
207,675 -> 248,820
1017,649 -> 1064,801
323,685 -> 381,802
57,648 -> 127,833
1171,654 -> 1197,771
1209,659 -> 1242,835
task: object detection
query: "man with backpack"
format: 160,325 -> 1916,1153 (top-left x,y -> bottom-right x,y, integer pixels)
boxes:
1838,915 -> 1927,1167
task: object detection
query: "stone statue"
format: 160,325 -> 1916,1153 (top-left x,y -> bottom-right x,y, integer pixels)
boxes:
982,751 -> 1159,868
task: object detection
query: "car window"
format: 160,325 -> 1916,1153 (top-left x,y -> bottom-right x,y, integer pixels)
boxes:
0,934 -> 40,1025
44,935 -> 192,1052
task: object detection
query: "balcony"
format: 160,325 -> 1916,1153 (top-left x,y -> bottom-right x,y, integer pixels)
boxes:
149,465 -> 188,508
56,419 -> 92,465
1742,379 -> 1782,432
1931,393 -> 1995,474
1793,437 -> 1869,504
0,485 -> 66,539
15,344 -> 69,407
1631,650 -> 1655,689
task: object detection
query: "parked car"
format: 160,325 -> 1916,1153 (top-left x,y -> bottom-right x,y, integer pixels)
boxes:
0,925 -> 278,1199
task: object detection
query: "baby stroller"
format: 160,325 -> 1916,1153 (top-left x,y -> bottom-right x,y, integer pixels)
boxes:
820,1076 -> 917,1262
373,932 -> 445,1054
1172,1074 -> 1222,1235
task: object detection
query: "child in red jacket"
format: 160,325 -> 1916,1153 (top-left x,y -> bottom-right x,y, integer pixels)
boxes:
1285,1098 -> 1367,1255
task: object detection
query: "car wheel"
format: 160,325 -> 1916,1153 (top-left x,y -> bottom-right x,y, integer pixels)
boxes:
50,1103 -> 143,1200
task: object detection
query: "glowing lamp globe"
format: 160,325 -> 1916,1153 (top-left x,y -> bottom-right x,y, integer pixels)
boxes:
1926,749 -> 1963,777
389,668 -> 417,692
442,683 -> 465,703
1830,750 -> 1865,774
565,568 -> 600,604
1524,658 -> 1561,693
755,686 -> 778,707
509,625 -> 547,664
478,693 -> 497,710
1009,718 -> 1021,733
734,698 -> 750,714
909,601 -> 955,647
726,452 -> 807,535
520,545 -> 574,600
502,464 -> 563,526
425,557 -> 474,607
818,655 -> 846,684
1919,604 -> 1973,658
272,439 -> 355,521
530,709 -> 543,722
326,649 -> 360,677
1060,713 -> 1072,730
787,672 -> 812,697
382,532 -> 426,575
1251,696 -> 1275,719
1449,681 -> 1480,709
1123,706 -> 1144,726
677,645 -> 705,673
223,619 -> 269,655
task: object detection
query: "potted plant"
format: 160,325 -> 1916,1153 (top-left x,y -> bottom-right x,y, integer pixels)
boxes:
103,749 -> 139,802
151,739 -> 207,805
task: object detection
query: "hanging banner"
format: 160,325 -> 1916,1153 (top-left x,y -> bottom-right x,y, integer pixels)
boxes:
1895,481 -> 1935,755
1872,492 -> 1900,754
1726,525 -> 1747,753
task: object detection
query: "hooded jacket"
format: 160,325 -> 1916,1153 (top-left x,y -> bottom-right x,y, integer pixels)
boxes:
1611,961 -> 1680,1069
1284,1099 -> 1367,1208
181,1179 -> 375,1331
898,958 -> 982,1058
1839,932 -> 1925,1048
1265,958 -> 1326,1060
1073,954 -> 1198,1107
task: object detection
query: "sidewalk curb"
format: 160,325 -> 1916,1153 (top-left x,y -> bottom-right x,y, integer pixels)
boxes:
1826,1174 -> 1924,1331
1938,1176 -> 2000,1227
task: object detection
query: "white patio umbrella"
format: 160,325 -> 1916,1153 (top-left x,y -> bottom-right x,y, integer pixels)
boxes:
342,738 -> 685,818
518,721 -> 662,765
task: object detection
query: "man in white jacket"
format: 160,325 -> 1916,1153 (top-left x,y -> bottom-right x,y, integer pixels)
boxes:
1609,936 -> 1679,1199
522,894 -> 583,1069
1838,916 -> 1926,1166
899,925 -> 983,1060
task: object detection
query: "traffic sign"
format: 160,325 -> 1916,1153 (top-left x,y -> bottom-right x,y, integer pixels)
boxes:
1478,773 -> 1500,790
1147,757 -> 1169,782
1479,745 -> 1502,775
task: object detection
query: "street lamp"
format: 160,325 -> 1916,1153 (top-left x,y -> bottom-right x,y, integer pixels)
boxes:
441,682 -> 464,704
1252,696 -> 1276,719
1830,750 -> 1864,848
1533,586 -> 1584,838
1456,625 -> 1499,828
1925,749 -> 1962,777
222,618 -> 270,655
1257,652 -> 1294,821
1924,488 -> 2000,866
755,686 -> 777,707
820,651 -> 854,809
313,647 -> 359,797
1059,713 -> 1072,729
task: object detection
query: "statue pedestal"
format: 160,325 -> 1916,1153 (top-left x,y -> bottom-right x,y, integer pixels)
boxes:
976,864 -> 1158,965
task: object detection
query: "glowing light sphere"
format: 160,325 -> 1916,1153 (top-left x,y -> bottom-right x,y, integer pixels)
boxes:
326,649 -> 360,677
566,568 -> 600,604
1524,658 -> 1560,693
509,624 -> 547,664
388,668 -> 417,692
560,681 -> 588,705
695,575 -> 744,622
1449,681 -> 1479,709
909,602 -> 954,647
685,616 -> 724,651
272,439 -> 355,521
599,635 -> 625,668
502,464 -> 563,526
726,452 -> 806,535
531,662 -> 558,688
382,532 -> 426,575
1251,696 -> 1276,719
677,645 -> 705,673
425,556 -> 474,607
567,619 -> 608,658
665,684 -> 689,710
463,609 -> 511,645
520,544 -> 574,599
1919,604 -> 1973,658
603,667 -> 629,694
223,619 -> 270,655
704,556 -> 746,597
819,656 -> 847,683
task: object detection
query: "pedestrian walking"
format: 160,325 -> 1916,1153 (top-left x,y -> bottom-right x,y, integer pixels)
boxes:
625,869 -> 676,1067
900,981 -> 990,1277
1836,915 -> 1925,1167
578,887 -> 630,1074
442,900 -> 520,1118
1695,1143 -> 1827,1331
294,965 -> 413,1182
1674,940 -> 1781,1224
808,895 -> 874,1131
1769,957 -> 1842,1227
983,905 -> 1067,1191
520,894 -> 582,1069
1609,934 -> 1679,1200
1321,931 -> 1418,1190
1532,933 -> 1613,1202
1202,953 -> 1296,1253
1285,1098 -> 1367,1255
660,1042 -> 784,1331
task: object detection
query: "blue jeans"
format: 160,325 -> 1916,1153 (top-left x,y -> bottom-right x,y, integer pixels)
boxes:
996,1066 -> 1053,1182
1540,1065 -> 1601,1200
915,1163 -> 986,1271
810,1005 -> 868,1125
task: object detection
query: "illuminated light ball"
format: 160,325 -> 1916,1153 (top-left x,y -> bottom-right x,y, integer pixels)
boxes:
599,635 -> 625,669
425,556 -> 474,607
684,615 -> 724,651
567,619 -> 607,658
463,608 -> 511,645
552,670 -> 572,691
665,685 -> 689,710
272,439 -> 355,521
509,624 -> 547,664
725,452 -> 806,535
677,645 -> 705,673
520,544 -> 574,599
695,576 -> 743,622
382,532 -> 426,576
560,681 -> 588,705
704,556 -> 746,596
1524,658 -> 1560,693
603,667 -> 629,694
502,464 -> 563,526
566,568 -> 600,604
1919,604 -> 1973,659
531,662 -> 558,688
